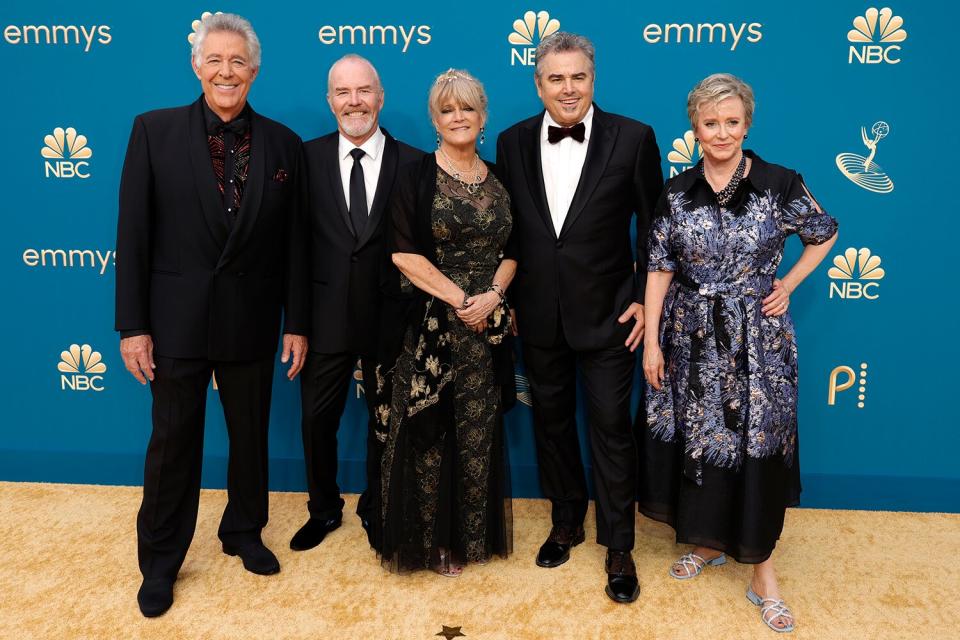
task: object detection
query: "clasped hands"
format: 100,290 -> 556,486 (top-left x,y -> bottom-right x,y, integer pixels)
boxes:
455,290 -> 501,334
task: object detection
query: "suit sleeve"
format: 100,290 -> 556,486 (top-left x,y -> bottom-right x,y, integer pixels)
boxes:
496,132 -> 520,262
388,163 -> 420,255
115,116 -> 153,333
632,125 -> 664,303
283,141 -> 311,336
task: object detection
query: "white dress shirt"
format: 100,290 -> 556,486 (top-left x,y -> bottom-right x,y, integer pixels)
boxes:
338,127 -> 386,212
540,106 -> 594,236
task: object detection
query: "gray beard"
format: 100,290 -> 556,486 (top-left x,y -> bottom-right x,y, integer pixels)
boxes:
340,116 -> 375,139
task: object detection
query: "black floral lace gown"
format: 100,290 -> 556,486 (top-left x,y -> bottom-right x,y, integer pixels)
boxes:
377,168 -> 513,572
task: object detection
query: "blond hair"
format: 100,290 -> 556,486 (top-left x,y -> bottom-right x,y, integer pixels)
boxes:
687,73 -> 755,129
428,68 -> 488,124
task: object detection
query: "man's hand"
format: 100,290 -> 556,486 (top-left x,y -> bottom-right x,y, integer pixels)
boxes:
281,334 -> 308,380
120,334 -> 156,385
617,303 -> 645,352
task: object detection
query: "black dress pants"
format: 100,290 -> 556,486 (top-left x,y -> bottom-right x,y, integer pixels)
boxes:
522,328 -> 637,552
299,351 -> 380,523
137,355 -> 274,582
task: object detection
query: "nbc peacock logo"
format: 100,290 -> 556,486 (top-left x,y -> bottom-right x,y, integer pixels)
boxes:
848,7 -> 906,64
828,247 -> 885,300
667,130 -> 701,178
508,10 -> 560,67
835,121 -> 894,194
58,343 -> 107,391
515,372 -> 532,407
41,127 -> 92,179
188,11 -> 221,44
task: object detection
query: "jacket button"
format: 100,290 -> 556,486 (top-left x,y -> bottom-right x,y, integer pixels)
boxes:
237,271 -> 245,277
351,256 -> 359,263
555,240 -> 564,249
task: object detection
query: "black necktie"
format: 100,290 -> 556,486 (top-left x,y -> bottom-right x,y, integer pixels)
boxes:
547,122 -> 586,144
349,148 -> 368,237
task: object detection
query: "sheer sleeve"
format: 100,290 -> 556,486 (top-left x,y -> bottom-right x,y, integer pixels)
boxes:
647,190 -> 676,272
780,172 -> 838,245
388,162 -> 421,255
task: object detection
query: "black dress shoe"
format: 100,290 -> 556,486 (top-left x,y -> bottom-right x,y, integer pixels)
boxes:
137,578 -> 174,618
535,524 -> 585,568
289,517 -> 342,551
222,540 -> 281,575
605,550 -> 640,603
359,517 -> 374,548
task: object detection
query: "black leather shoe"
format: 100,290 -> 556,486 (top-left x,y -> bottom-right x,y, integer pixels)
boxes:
535,524 -> 585,568
222,540 -> 280,575
605,550 -> 640,603
289,517 -> 342,551
137,577 -> 174,618
359,517 -> 374,548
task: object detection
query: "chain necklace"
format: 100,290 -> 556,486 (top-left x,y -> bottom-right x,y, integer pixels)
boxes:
702,153 -> 746,207
439,147 -> 484,195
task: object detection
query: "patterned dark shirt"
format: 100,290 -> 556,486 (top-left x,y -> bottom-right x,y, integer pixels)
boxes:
202,99 -> 251,218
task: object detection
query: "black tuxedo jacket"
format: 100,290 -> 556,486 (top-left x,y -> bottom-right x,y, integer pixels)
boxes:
495,106 -> 664,350
303,130 -> 422,355
115,96 -> 309,361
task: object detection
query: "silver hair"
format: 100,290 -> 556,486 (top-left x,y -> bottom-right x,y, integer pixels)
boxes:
534,32 -> 595,77
327,54 -> 383,95
687,73 -> 756,128
191,13 -> 261,69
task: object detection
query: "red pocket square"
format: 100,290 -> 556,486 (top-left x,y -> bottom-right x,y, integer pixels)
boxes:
273,169 -> 288,183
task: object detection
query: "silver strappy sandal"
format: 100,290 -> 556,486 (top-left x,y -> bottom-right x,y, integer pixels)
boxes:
746,586 -> 796,633
669,552 -> 726,579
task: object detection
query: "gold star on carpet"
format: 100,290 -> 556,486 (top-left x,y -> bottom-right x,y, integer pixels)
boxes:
436,626 -> 465,639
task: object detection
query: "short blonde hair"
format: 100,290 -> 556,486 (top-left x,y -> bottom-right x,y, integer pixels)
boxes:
428,68 -> 488,124
687,73 -> 755,129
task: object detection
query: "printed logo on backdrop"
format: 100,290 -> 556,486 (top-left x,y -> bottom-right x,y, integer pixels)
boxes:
828,247 -> 885,300
42,127 -> 92,179
318,23 -> 431,53
642,20 -> 762,50
354,360 -> 365,399
667,131 -> 701,178
508,11 -> 560,67
848,7 -> 906,64
188,11 -> 222,44
515,372 -> 532,407
828,362 -> 868,409
836,121 -> 893,193
22,248 -> 114,275
59,344 -> 107,392
2,23 -> 111,52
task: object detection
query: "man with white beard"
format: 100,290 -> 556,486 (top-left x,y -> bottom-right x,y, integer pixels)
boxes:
291,54 -> 422,551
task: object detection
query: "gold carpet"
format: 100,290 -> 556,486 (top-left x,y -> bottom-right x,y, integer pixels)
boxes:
0,482 -> 955,640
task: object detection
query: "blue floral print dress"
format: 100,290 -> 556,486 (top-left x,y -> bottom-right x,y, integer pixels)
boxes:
638,151 -> 837,563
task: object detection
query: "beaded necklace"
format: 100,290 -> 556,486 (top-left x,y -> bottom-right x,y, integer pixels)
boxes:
702,153 -> 746,206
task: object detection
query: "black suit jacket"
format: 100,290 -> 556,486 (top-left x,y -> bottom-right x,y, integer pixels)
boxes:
303,130 -> 422,355
115,96 -> 309,361
495,105 -> 663,350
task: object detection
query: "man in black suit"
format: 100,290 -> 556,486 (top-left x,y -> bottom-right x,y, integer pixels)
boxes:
495,32 -> 663,603
115,14 -> 308,617
290,54 -> 421,551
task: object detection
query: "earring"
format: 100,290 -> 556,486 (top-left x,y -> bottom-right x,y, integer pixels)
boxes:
743,133 -> 748,139
694,137 -> 699,142
479,127 -> 486,145
436,131 -> 441,148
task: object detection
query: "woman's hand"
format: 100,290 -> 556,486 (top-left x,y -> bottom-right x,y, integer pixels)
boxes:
456,290 -> 501,326
643,342 -> 666,390
762,279 -> 792,316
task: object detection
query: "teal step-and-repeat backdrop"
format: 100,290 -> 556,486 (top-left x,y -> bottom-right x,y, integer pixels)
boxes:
3,1 -> 957,512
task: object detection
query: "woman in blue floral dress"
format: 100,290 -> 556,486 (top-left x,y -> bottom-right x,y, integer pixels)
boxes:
640,74 -> 837,633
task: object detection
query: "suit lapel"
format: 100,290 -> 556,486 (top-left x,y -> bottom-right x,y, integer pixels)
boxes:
217,106 -> 265,269
559,106 -> 617,239
356,130 -> 398,249
188,97 -> 229,251
519,113 -> 555,239
325,135 -> 355,237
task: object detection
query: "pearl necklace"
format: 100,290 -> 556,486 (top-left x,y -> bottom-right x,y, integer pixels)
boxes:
702,154 -> 746,207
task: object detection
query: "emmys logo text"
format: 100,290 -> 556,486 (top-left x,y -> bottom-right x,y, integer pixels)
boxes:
828,248 -> 884,300
59,343 -> 107,392
836,121 -> 893,193
3,24 -> 111,52
667,131 -> 701,177
509,10 -> 560,66
828,363 -> 869,409
642,21 -> 763,51
317,24 -> 432,53
42,127 -> 92,179
848,7 -> 906,64
22,248 -> 115,275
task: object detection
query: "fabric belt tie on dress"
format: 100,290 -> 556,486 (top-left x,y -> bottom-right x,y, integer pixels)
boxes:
672,271 -> 772,485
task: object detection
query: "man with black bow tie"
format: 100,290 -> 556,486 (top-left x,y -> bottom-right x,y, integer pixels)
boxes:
115,13 -> 309,617
290,54 -> 421,552
495,32 -> 663,603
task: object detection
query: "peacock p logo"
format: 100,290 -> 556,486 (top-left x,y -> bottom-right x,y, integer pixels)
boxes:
848,7 -> 906,64
508,10 -> 561,67
828,247 -> 885,300
58,343 -> 107,391
41,127 -> 92,179
667,131 -> 701,178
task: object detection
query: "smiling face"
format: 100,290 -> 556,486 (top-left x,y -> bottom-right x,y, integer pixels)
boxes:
327,57 -> 384,145
434,100 -> 483,149
192,30 -> 258,122
694,96 -> 749,165
535,49 -> 594,127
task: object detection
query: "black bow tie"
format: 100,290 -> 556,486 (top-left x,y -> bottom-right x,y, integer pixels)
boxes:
210,115 -> 249,137
547,122 -> 586,144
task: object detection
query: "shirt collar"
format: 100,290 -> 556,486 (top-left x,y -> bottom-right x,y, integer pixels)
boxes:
201,97 -> 251,135
675,149 -> 768,192
541,105 -> 594,144
339,127 -> 385,162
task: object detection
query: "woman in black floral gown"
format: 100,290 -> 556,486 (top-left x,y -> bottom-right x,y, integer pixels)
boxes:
373,69 -> 516,576
641,74 -> 837,633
